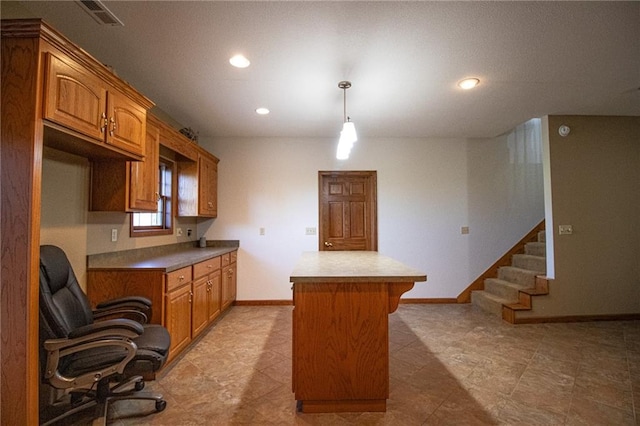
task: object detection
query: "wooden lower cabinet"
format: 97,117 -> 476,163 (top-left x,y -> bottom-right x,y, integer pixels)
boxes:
87,250 -> 237,364
166,282 -> 193,360
221,251 -> 237,311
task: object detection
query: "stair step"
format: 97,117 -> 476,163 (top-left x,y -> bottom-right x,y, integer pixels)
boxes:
525,241 -> 546,257
512,254 -> 546,273
498,266 -> 540,287
471,291 -> 510,317
484,278 -> 524,301
505,303 -> 531,311
537,230 -> 546,243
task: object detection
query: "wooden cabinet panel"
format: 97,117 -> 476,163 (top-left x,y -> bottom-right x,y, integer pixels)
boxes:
128,119 -> 160,210
177,152 -> 219,218
222,251 -> 237,310
191,276 -> 209,337
43,52 -> 146,159
166,266 -> 192,292
207,270 -> 222,323
105,89 -> 146,157
292,282 -> 389,412
89,118 -> 159,212
44,52 -> 106,141
198,153 -> 218,217
166,283 -> 192,360
193,256 -> 221,279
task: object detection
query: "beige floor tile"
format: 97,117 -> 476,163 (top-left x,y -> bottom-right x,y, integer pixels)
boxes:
50,305 -> 640,425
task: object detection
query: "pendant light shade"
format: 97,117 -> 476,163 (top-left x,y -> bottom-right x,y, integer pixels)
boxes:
336,81 -> 357,160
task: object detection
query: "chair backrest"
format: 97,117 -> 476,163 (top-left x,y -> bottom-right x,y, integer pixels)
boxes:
39,245 -> 94,339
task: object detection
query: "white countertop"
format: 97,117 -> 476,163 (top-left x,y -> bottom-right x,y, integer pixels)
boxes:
290,251 -> 427,283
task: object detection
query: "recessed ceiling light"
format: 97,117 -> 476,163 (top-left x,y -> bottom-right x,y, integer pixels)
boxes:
458,78 -> 480,90
255,107 -> 270,115
229,54 -> 250,68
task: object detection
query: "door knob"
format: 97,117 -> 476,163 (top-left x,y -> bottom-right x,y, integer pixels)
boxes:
324,241 -> 333,247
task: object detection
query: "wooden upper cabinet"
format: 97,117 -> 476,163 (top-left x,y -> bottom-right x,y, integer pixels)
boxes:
44,53 -> 106,141
105,89 -> 146,157
198,153 -> 218,217
43,52 -> 146,159
90,117 -> 159,212
177,151 -> 219,218
129,120 -> 160,210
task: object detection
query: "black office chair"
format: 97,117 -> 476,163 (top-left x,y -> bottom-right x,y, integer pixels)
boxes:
39,245 -> 171,425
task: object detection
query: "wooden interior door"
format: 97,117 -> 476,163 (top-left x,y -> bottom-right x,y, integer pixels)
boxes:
319,171 -> 377,251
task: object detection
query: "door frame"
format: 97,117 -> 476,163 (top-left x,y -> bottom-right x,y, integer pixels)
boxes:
318,170 -> 378,251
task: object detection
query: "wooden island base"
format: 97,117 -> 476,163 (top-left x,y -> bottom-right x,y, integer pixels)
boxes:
299,399 -> 386,413
290,252 -> 427,413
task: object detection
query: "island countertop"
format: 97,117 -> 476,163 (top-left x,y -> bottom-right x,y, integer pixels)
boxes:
290,251 -> 427,283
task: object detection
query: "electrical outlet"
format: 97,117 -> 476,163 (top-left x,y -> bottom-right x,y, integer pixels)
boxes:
461,226 -> 470,235
111,228 -> 118,242
187,228 -> 192,237
176,228 -> 183,237
259,227 -> 265,236
305,227 -> 317,235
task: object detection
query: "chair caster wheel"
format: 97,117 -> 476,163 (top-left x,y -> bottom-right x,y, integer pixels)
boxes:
135,381 -> 145,391
156,400 -> 167,412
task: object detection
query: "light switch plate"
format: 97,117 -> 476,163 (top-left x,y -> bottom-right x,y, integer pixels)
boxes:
558,225 -> 573,235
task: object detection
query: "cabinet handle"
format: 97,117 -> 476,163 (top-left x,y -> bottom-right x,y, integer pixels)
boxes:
100,113 -> 107,133
324,241 -> 333,247
109,116 -> 116,136
207,264 -> 212,269
179,275 -> 185,281
207,201 -> 213,208
155,192 -> 161,202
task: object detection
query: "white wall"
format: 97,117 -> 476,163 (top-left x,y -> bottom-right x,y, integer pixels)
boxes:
467,119 -> 545,281
199,136 -> 471,300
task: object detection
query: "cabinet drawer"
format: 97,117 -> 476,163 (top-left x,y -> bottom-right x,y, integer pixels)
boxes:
230,251 -> 237,263
166,266 -> 192,292
221,253 -> 230,267
193,256 -> 221,278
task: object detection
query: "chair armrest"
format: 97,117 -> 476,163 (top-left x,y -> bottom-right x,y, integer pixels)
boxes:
93,297 -> 152,324
95,296 -> 151,310
43,319 -> 142,390
69,318 -> 144,339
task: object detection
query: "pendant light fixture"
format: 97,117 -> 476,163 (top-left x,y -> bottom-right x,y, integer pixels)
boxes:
336,81 -> 357,160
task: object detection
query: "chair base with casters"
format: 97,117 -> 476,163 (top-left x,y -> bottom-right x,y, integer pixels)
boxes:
41,374 -> 166,426
38,245 -> 171,425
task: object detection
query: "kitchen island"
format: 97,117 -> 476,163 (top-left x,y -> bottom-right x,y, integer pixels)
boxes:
290,251 -> 427,413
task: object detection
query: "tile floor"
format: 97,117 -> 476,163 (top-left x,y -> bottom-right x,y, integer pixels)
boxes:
65,304 -> 639,425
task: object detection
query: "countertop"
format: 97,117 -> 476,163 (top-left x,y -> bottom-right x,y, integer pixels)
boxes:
87,241 -> 239,272
290,251 -> 427,283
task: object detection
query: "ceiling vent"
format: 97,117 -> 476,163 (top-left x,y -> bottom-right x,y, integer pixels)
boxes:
76,0 -> 124,26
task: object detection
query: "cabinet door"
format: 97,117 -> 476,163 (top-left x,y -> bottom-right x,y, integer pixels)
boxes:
191,276 -> 209,338
222,262 -> 237,310
166,283 -> 192,360
207,270 -> 222,323
105,89 -> 146,157
197,154 -> 218,217
129,119 -> 159,211
43,53 -> 107,141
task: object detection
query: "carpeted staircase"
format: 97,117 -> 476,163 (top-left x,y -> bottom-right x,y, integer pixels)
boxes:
471,230 -> 548,322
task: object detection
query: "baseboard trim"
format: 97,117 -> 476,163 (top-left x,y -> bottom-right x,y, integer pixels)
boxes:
400,298 -> 458,304
233,299 -> 458,306
513,313 -> 640,324
234,300 -> 293,306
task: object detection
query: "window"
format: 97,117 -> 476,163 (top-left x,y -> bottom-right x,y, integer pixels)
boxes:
131,158 -> 174,237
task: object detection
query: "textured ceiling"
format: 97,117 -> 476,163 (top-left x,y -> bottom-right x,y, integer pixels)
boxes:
6,1 -> 640,139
